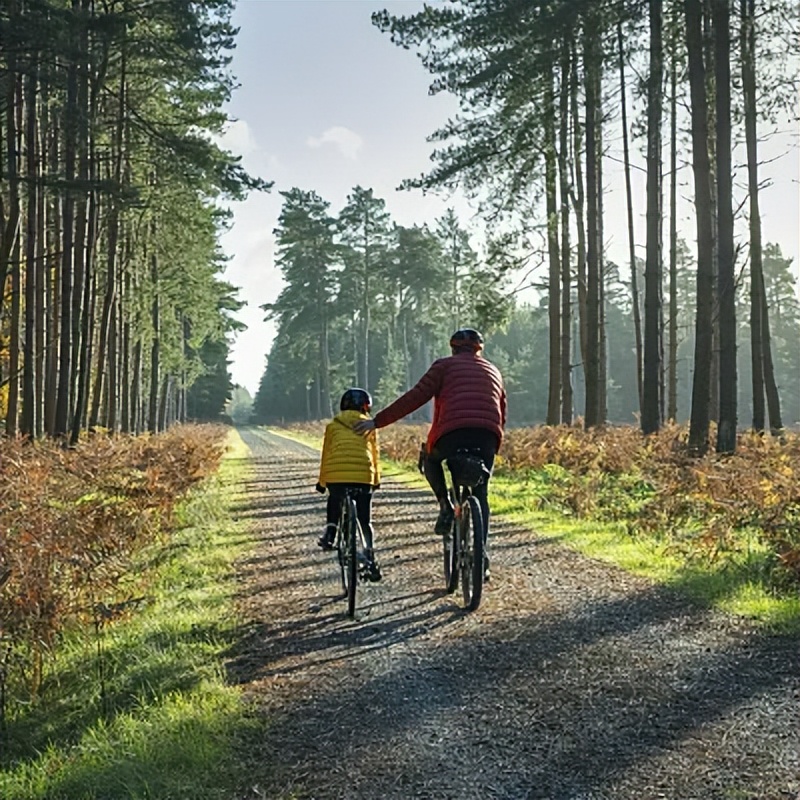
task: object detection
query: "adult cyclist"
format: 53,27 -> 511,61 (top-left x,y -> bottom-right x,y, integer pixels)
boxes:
354,328 -> 506,580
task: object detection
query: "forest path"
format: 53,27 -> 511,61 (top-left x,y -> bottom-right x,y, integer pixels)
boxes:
225,427 -> 798,800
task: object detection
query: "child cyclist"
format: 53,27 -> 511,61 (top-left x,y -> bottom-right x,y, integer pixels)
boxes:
315,388 -> 382,582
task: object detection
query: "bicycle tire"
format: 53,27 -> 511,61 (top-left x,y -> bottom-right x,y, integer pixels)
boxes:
461,495 -> 485,611
336,511 -> 347,593
343,496 -> 358,618
442,489 -> 459,594
442,487 -> 459,592
443,512 -> 459,593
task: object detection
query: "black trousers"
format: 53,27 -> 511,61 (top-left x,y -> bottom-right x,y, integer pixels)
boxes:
326,483 -> 375,551
424,428 -> 498,536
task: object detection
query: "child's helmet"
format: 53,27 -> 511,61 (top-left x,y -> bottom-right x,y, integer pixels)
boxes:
450,328 -> 484,351
340,387 -> 372,413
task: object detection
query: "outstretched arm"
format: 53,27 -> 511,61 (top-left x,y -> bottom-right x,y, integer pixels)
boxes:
354,418 -> 376,435
354,361 -> 443,436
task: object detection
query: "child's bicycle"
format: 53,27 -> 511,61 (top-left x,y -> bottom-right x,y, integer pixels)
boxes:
334,487 -> 372,618
439,448 -> 490,612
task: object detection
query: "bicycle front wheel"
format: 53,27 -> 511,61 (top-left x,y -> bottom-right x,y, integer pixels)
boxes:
460,495 -> 485,611
443,490 -> 459,593
341,497 -> 358,618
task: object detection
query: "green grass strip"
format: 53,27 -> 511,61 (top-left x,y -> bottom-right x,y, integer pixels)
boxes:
489,472 -> 800,634
0,430 -> 258,800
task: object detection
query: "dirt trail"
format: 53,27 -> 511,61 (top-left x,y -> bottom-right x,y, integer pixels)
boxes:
225,427 -> 799,800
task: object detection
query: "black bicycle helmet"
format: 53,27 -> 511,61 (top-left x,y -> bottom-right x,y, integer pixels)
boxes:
449,328 -> 484,351
340,387 -> 372,413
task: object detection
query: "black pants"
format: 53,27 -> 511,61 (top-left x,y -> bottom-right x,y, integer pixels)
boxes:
326,484 -> 375,551
424,428 -> 498,537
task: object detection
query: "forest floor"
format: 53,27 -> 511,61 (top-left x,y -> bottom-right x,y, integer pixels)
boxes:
225,427 -> 799,800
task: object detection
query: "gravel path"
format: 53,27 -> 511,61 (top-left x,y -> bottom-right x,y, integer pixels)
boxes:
225,427 -> 799,800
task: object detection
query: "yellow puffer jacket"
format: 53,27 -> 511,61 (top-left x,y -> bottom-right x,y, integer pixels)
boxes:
318,409 -> 381,487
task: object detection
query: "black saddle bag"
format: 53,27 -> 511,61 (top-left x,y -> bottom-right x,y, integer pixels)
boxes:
447,453 -> 490,488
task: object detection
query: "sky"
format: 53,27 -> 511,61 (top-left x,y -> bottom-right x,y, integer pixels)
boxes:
218,0 -> 799,397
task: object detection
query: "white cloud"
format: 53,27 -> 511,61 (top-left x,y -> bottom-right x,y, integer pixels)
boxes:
306,126 -> 363,160
219,118 -> 259,158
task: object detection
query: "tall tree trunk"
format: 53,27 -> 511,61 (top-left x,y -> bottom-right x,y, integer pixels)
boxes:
158,375 -> 171,431
22,59 -> 39,438
685,0 -> 715,455
55,2 -> 80,438
120,248 -> 132,433
741,0 -> 783,435
35,70 -> 48,439
713,0 -> 737,454
108,289 -> 118,431
89,193 -> 119,429
70,193 -> 96,445
44,105 -> 60,437
596,66 -> 607,427
68,2 -> 91,442
130,336 -> 142,435
89,50 -> 126,429
545,69 -> 561,426
362,271 -> 370,390
704,1 -> 720,425
569,37 -> 588,373
5,238 -> 21,435
618,21 -> 643,413
0,0 -> 21,300
583,18 -> 601,428
642,0 -> 664,435
760,288 -> 782,435
558,37 -> 573,425
667,14 -> 679,423
148,247 -> 160,434
320,313 -> 333,418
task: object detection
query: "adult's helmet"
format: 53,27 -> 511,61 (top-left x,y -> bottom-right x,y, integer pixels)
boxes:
340,387 -> 372,413
449,328 -> 484,352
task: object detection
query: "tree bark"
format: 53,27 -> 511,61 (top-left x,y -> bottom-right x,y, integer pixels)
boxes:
545,69 -> 561,426
642,0 -> 664,435
667,12 -> 679,423
558,37 -> 573,425
0,0 -> 21,301
583,18 -> 601,428
54,2 -> 80,438
741,0 -> 783,435
89,58 -> 125,430
569,37 -> 588,376
685,0 -> 715,455
21,59 -> 39,437
618,21 -> 643,414
5,238 -> 21,435
148,243 -> 160,434
713,0 -> 737,454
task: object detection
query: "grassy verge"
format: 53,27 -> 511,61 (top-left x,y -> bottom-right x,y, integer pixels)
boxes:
489,473 -> 800,634
267,425 -> 800,634
0,430 -> 256,800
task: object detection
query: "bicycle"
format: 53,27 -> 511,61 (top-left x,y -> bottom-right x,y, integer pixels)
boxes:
441,448 -> 490,612
333,487 -> 371,618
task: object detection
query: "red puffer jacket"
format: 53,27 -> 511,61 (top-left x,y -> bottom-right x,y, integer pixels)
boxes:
373,352 -> 507,450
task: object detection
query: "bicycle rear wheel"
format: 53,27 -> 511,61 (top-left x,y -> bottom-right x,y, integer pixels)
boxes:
460,495 -> 485,611
343,497 -> 358,617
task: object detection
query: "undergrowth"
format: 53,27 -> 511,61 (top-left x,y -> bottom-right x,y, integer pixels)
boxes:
0,428 -> 256,799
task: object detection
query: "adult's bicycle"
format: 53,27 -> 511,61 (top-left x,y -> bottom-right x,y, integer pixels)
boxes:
441,449 -> 489,612
334,487 -> 371,618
